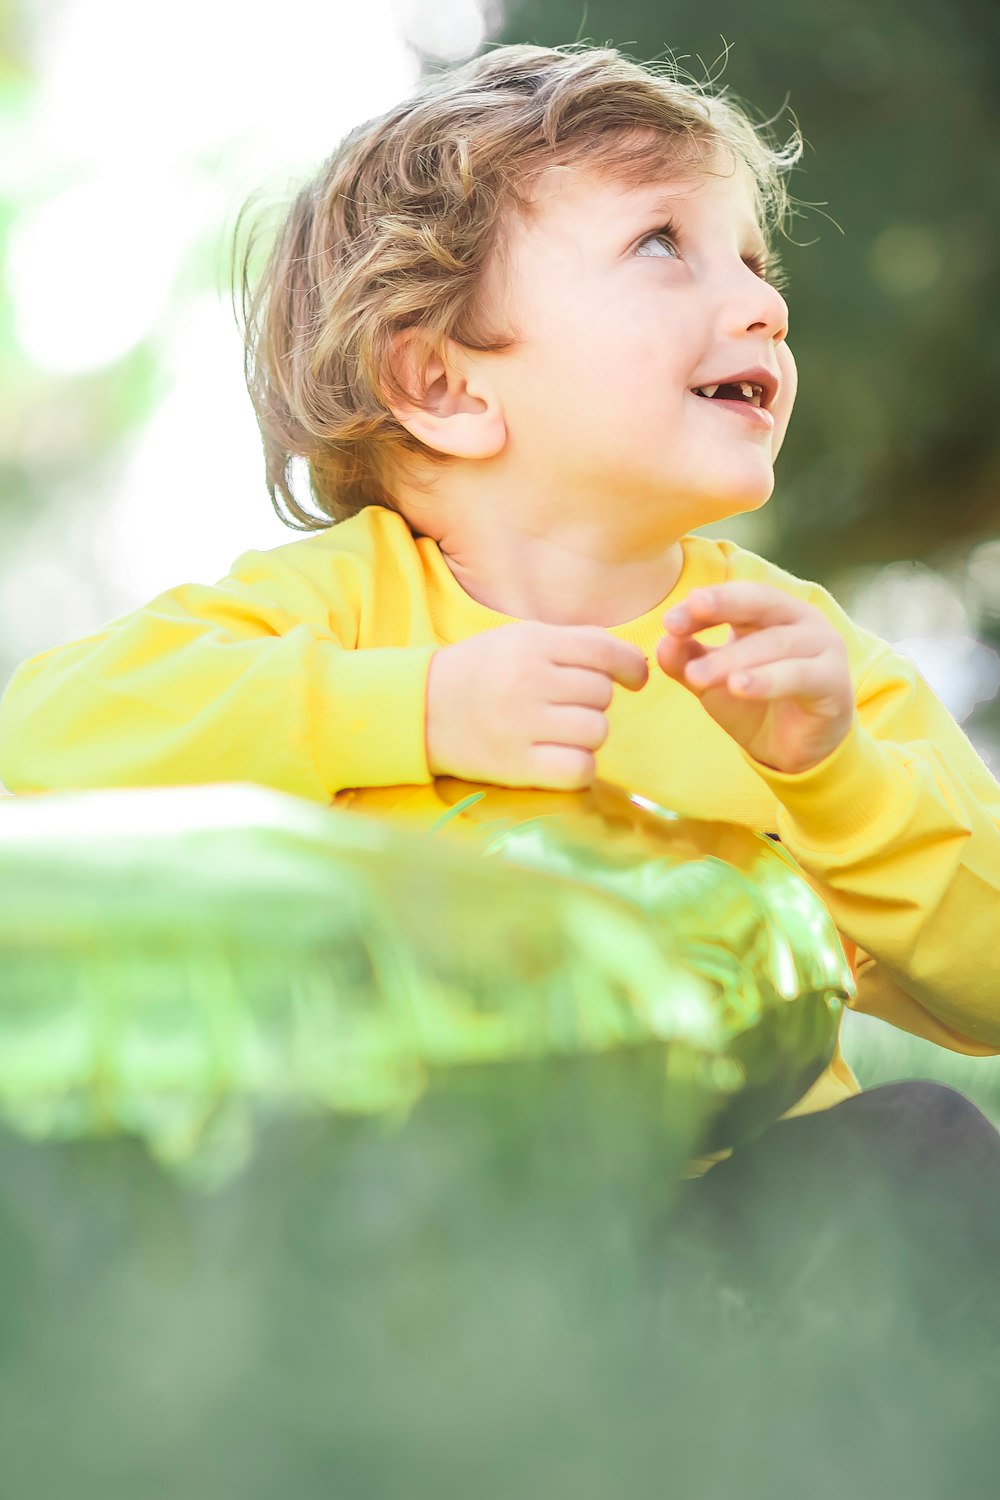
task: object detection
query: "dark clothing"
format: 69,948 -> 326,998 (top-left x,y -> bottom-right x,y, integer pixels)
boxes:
670,1081 -> 1000,1343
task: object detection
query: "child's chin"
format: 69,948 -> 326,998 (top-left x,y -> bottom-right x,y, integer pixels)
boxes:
707,480 -> 774,520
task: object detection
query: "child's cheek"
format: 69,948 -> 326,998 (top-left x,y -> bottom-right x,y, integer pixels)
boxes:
771,343 -> 798,459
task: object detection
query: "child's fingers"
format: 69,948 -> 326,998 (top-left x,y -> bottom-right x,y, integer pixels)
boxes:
527,743 -> 597,791
552,629 -> 648,691
715,653 -> 849,705
664,583 -> 804,637
546,665 -> 615,710
655,630 -> 709,681
537,705 -> 610,752
680,624 -> 826,691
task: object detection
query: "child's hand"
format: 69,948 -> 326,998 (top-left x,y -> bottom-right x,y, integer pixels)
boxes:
426,623 -> 648,789
657,583 -> 854,774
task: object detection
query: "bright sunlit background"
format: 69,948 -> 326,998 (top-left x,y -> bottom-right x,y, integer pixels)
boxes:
1,0 -> 998,765
0,0 -> 496,659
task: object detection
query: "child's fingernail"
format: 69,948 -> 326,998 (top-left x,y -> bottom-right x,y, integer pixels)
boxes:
733,672 -> 753,690
664,606 -> 687,627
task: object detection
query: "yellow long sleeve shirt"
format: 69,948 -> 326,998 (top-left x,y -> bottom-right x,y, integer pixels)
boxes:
2,506 -> 999,1121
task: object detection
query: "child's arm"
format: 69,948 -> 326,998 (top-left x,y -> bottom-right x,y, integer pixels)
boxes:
0,525 -> 647,801
0,542 -> 436,801
659,576 -> 1000,1053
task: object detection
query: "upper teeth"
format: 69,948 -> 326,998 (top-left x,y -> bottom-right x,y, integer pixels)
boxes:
694,381 -> 764,404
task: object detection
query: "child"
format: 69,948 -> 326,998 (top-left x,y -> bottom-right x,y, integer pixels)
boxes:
1,47 -> 999,1213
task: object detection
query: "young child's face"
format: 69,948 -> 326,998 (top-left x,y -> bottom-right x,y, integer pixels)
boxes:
479,152 -> 796,543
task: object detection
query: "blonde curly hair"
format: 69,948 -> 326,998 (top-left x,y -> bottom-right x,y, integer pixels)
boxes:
237,44 -> 800,529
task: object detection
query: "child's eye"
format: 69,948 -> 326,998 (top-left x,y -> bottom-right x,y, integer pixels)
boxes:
636,225 -> 680,259
745,251 -> 788,293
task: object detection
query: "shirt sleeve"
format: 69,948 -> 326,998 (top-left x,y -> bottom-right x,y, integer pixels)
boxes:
0,544 -> 436,802
749,622 -> 1000,1053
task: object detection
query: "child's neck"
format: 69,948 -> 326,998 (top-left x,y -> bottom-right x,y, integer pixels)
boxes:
394,458 -> 700,626
429,521 -> 686,627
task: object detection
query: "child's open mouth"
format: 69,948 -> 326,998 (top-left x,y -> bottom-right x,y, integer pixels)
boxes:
691,379 -> 775,429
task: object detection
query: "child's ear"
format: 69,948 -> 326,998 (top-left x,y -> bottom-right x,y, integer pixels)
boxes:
385,331 -> 507,460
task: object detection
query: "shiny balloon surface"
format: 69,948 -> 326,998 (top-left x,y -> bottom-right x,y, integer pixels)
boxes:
0,781 -> 851,1175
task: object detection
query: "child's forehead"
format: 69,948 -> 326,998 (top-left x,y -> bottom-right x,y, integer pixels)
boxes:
513,152 -> 761,234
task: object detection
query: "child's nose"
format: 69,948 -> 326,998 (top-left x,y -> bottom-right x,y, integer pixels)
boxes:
722,264 -> 789,344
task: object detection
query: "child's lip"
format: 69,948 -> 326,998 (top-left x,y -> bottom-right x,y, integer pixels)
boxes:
690,366 -> 780,410
691,393 -> 775,429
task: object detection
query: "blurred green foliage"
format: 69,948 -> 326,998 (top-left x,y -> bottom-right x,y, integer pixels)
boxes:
842,1010 -> 1000,1127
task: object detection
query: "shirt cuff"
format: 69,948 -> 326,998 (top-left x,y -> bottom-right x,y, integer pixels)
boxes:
311,644 -> 437,794
744,721 -> 910,851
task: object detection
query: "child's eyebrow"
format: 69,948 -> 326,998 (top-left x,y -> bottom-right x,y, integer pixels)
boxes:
630,190 -> 769,252
632,190 -> 689,214
629,191 -> 688,219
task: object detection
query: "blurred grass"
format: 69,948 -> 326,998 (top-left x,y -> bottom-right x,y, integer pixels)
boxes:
842,1009 -> 1000,1128
1,1059 -> 998,1500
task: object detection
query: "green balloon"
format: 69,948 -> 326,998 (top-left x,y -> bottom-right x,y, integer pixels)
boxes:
0,781 -> 850,1179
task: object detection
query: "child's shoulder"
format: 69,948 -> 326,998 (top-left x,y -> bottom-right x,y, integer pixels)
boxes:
688,532 -> 849,616
689,533 -> 828,599
247,505 -> 416,566
228,505 -> 420,586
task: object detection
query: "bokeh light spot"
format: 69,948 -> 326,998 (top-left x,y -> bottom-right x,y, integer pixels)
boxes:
869,225 -> 944,296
